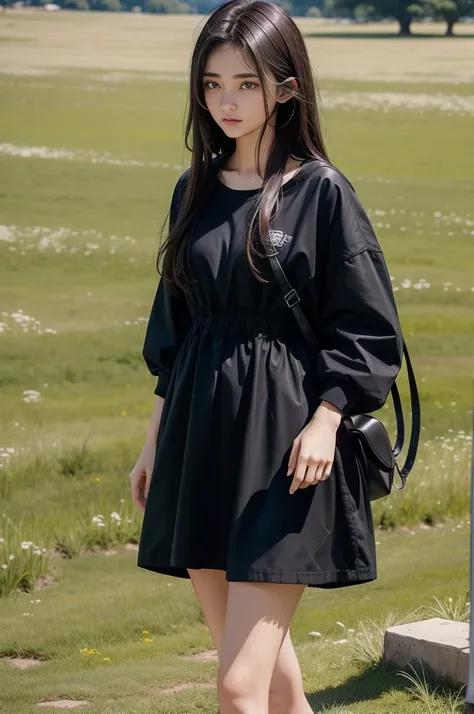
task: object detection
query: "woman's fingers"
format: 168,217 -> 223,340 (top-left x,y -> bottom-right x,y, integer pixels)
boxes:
131,469 -> 147,512
144,468 -> 152,499
298,462 -> 316,489
320,462 -> 333,481
289,450 -> 308,494
314,460 -> 327,482
287,437 -> 299,476
289,457 -> 333,493
288,426 -> 336,493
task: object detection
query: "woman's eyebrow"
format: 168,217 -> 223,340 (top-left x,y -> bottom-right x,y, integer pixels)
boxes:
203,72 -> 259,78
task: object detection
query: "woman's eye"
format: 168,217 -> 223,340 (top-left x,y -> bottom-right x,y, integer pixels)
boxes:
241,81 -> 258,90
204,81 -> 219,90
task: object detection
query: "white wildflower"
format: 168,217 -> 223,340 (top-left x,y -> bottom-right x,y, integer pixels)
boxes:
23,390 -> 41,403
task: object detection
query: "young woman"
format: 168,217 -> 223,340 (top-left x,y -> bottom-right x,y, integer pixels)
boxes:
130,1 -> 404,711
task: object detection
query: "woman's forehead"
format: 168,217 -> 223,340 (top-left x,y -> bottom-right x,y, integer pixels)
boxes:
204,44 -> 257,75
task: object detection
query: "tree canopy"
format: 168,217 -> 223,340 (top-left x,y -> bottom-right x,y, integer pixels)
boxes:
13,0 -> 474,36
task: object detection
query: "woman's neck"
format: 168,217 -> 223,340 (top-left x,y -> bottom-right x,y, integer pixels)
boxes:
227,125 -> 275,178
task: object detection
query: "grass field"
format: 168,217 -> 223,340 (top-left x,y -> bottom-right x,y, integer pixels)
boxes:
1,9 -> 474,712
0,523 -> 470,713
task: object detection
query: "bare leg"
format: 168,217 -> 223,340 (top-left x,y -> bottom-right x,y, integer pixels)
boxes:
268,629 -> 314,714
188,569 -> 313,712
188,569 -> 313,713
187,568 -> 228,657
217,579 -> 305,713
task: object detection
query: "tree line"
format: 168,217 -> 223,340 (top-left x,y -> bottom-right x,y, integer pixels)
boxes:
17,0 -> 474,36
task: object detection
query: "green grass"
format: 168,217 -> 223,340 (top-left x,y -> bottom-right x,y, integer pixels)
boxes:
1,13 -> 473,712
0,523 -> 470,713
1,72 -> 473,444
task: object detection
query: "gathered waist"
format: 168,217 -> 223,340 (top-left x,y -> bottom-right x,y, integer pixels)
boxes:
189,310 -> 305,340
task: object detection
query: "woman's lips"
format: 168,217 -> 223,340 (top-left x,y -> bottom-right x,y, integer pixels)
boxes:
223,118 -> 242,124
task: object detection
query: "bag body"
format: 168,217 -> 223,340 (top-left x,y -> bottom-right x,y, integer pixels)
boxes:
346,414 -> 397,501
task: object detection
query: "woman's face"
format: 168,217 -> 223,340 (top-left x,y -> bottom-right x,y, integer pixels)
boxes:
202,44 -> 286,140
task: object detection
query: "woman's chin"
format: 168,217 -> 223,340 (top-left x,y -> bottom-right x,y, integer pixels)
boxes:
223,120 -> 267,141
220,123 -> 246,137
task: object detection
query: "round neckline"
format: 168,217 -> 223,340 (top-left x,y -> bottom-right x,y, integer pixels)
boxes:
216,158 -> 317,196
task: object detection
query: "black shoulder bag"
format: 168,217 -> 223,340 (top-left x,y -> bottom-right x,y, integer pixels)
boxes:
267,250 -> 421,502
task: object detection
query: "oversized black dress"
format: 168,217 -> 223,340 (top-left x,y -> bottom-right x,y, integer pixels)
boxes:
136,155 -> 404,589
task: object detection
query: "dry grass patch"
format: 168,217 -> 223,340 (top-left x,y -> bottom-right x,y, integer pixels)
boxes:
37,702 -> 91,709
182,649 -> 219,662
1,12 -> 473,83
4,656 -> 44,669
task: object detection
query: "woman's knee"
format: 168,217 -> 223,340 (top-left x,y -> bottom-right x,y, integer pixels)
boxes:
217,663 -> 267,711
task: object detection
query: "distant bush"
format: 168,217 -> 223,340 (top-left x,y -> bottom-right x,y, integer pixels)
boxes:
143,0 -> 193,11
90,0 -> 122,9
353,2 -> 376,21
63,0 -> 90,9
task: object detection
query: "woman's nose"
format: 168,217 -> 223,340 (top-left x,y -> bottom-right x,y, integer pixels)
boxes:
220,92 -> 237,112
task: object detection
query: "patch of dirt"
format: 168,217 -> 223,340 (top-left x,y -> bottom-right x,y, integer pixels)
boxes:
83,543 -> 139,557
37,701 -> 91,709
158,682 -> 215,695
3,657 -> 44,669
182,649 -> 218,662
34,575 -> 57,590
48,549 -> 63,561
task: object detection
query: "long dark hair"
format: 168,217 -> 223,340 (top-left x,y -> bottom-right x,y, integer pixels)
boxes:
158,0 -> 330,294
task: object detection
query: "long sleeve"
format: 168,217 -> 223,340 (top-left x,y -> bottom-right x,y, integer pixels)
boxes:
142,171 -> 192,398
314,168 -> 404,417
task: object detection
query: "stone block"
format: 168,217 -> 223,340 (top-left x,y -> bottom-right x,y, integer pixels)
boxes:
384,617 -> 469,687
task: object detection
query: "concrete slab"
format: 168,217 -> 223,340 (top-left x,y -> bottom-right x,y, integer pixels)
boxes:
384,617 -> 469,687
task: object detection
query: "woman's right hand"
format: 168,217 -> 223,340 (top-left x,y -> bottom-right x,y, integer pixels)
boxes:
130,439 -> 156,512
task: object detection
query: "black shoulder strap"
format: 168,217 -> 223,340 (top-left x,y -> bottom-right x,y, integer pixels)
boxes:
266,250 -> 421,484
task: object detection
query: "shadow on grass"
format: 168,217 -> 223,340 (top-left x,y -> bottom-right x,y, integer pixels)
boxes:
303,31 -> 474,39
307,661 -> 408,708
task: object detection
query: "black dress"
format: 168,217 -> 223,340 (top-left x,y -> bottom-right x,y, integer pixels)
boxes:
136,156 -> 404,589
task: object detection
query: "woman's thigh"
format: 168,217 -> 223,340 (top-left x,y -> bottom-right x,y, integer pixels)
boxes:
187,568 -> 229,654
188,569 -> 307,703
218,581 -> 306,700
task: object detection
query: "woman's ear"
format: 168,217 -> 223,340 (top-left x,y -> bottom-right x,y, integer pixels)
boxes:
276,77 -> 298,104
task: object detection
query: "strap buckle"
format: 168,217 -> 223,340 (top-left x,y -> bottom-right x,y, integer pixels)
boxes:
392,461 -> 407,489
284,289 -> 300,308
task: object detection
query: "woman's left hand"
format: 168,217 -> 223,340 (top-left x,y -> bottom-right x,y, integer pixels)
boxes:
287,401 -> 343,495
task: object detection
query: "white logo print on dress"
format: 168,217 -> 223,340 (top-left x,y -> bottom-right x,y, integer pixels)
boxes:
268,230 -> 293,248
